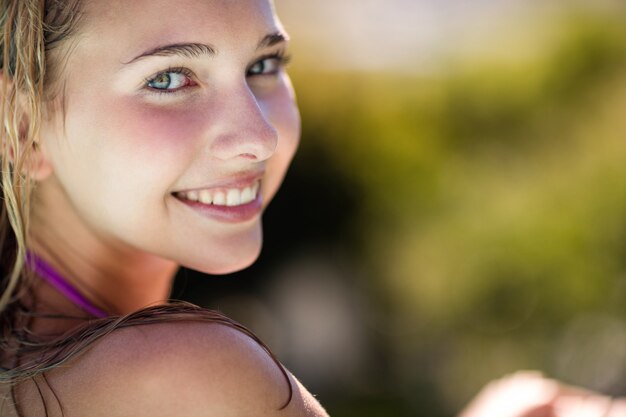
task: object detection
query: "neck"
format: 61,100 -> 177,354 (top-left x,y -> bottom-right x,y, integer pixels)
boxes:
28,236 -> 177,315
29,176 -> 178,317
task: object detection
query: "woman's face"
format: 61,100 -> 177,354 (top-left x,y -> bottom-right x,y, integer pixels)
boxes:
38,0 -> 300,273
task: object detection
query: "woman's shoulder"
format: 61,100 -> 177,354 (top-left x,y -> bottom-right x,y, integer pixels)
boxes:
19,314 -> 329,416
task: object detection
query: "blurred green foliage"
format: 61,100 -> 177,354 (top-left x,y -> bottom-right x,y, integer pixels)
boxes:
288,9 -> 626,417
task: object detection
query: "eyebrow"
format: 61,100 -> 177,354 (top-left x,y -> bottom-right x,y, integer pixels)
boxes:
124,32 -> 288,65
257,32 -> 288,50
123,43 -> 216,65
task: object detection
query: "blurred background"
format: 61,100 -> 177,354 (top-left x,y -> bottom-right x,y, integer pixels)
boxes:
173,1 -> 626,415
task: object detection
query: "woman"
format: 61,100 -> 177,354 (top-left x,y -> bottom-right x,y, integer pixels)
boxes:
0,0 -> 328,415
2,1 -> 619,416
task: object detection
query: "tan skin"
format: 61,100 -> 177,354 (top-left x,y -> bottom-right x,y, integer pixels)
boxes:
29,0 -> 299,324
7,0 -> 329,415
460,371 -> 626,417
11,1 -> 619,415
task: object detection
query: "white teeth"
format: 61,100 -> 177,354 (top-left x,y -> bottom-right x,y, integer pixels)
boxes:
187,190 -> 199,202
226,189 -> 241,206
240,187 -> 253,204
178,180 -> 261,207
199,190 -> 212,204
213,191 -> 226,206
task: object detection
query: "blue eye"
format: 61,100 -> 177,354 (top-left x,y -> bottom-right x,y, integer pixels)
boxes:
247,54 -> 291,77
146,68 -> 195,92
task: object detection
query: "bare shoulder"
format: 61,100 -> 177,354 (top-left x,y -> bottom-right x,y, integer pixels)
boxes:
32,321 -> 328,417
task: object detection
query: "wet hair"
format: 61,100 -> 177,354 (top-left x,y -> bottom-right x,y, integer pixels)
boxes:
1,0 -> 84,355
3,303 -> 293,413
0,1 -> 292,413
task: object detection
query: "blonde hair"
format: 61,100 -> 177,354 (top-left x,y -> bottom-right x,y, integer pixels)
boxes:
1,303 -> 293,410
0,4 -> 292,411
0,0 -> 82,315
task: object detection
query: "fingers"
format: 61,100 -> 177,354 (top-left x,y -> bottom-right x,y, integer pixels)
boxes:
459,371 -> 559,417
606,399 -> 626,417
519,404 -> 558,417
554,396 -> 626,417
458,371 -> 626,417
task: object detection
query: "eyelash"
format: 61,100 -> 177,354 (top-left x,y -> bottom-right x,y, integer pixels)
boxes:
248,52 -> 292,77
143,52 -> 292,96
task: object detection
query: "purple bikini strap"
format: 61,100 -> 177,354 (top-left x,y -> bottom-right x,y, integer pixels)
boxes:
26,252 -> 108,318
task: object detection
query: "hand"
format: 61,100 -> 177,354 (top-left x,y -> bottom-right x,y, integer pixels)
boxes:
459,371 -> 560,417
458,371 -> 626,417
553,392 -> 626,417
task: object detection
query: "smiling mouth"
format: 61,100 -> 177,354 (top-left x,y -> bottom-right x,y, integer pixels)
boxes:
174,180 -> 261,207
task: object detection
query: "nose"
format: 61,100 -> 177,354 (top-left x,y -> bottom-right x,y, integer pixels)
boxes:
208,84 -> 278,162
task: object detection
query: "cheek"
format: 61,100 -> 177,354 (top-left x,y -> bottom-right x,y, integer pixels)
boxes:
275,97 -> 301,165
54,95 -> 211,213
74,96 -> 210,198
263,82 -> 301,157
261,85 -> 301,198
104,98 -> 206,164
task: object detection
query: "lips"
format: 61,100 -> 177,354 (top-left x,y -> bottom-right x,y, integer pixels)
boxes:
173,176 -> 264,223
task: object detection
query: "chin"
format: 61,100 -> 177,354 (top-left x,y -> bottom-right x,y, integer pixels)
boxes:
180,237 -> 263,276
207,245 -> 262,275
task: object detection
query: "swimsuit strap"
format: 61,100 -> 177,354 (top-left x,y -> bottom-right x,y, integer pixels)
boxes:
26,252 -> 108,318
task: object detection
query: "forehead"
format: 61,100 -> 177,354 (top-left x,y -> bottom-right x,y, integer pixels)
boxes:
78,0 -> 280,57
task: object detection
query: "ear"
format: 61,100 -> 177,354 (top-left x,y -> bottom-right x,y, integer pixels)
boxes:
13,104 -> 54,182
25,138 -> 54,181
1,71 -> 54,182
